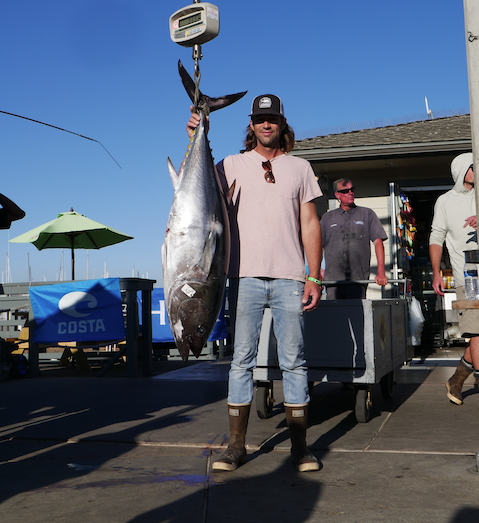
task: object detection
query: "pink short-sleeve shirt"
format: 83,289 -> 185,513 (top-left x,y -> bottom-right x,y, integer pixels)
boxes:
217,149 -> 322,281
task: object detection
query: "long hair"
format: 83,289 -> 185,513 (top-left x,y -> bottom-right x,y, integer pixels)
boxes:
243,120 -> 296,153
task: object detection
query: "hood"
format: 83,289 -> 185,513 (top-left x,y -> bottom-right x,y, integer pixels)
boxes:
451,152 -> 473,193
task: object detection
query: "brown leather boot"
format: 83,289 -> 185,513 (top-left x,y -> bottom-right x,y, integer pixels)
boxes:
212,404 -> 250,472
446,358 -> 474,405
285,405 -> 321,472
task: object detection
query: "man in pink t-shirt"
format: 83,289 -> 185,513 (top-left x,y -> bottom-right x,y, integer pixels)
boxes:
187,94 -> 322,473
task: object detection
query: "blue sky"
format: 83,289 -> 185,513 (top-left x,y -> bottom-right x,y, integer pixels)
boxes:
0,0 -> 470,285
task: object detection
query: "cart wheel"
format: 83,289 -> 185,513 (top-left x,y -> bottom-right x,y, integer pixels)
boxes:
256,381 -> 275,419
354,386 -> 372,423
380,371 -> 395,399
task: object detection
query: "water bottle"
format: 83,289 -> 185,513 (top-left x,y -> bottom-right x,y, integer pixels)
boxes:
464,261 -> 478,300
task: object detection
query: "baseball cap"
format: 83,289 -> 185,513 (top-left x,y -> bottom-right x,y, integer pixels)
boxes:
250,94 -> 284,117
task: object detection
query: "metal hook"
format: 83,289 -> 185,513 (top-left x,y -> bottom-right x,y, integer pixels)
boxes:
468,31 -> 478,42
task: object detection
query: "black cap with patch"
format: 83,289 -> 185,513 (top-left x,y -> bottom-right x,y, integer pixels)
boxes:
250,94 -> 284,117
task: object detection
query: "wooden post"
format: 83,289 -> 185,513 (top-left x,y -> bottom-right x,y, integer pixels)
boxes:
464,0 -> 479,228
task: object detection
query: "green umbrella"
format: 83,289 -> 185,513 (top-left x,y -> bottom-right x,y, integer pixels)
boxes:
9,210 -> 133,280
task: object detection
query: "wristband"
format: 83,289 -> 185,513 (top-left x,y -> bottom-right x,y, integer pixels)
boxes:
307,277 -> 322,285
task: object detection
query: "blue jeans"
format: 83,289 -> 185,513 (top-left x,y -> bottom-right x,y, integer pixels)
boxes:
227,278 -> 309,405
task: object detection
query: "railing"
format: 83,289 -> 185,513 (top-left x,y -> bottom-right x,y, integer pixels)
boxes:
320,279 -> 408,298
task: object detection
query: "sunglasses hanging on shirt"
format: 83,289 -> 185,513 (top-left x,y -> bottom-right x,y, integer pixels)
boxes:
262,161 -> 275,184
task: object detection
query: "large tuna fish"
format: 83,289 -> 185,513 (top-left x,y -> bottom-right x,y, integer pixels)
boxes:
161,61 -> 246,362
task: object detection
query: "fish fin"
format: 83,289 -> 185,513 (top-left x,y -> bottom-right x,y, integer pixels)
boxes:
207,93 -> 248,113
178,60 -> 247,113
167,157 -> 181,191
225,180 -> 236,206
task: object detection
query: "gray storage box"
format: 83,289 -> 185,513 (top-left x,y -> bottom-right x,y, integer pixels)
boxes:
253,299 -> 410,422
255,299 -> 408,383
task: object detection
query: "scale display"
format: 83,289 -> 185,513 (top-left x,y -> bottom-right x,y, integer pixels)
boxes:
169,3 -> 219,47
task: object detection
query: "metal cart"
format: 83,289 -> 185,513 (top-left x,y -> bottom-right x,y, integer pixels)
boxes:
253,281 -> 412,423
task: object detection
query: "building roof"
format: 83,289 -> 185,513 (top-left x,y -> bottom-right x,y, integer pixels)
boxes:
294,114 -> 471,151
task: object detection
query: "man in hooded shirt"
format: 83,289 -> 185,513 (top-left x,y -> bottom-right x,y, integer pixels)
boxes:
430,152 -> 478,405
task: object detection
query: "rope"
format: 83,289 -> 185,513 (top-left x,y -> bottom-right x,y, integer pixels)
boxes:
192,44 -> 210,115
0,110 -> 122,169
194,67 -> 201,110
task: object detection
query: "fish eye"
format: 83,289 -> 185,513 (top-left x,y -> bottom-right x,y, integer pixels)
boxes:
197,325 -> 206,335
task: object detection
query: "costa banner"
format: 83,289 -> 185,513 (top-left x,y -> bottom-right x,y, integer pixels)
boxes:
29,278 -> 125,343
138,288 -> 227,343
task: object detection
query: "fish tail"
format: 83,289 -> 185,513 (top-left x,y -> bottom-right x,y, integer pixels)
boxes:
178,60 -> 247,114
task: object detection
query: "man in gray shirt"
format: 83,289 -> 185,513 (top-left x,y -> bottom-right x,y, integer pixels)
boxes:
321,178 -> 388,299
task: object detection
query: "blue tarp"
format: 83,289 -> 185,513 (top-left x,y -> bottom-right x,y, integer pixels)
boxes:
29,278 -> 125,343
138,288 -> 227,343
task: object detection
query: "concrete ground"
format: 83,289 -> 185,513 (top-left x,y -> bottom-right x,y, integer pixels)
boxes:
1,345 -> 479,523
